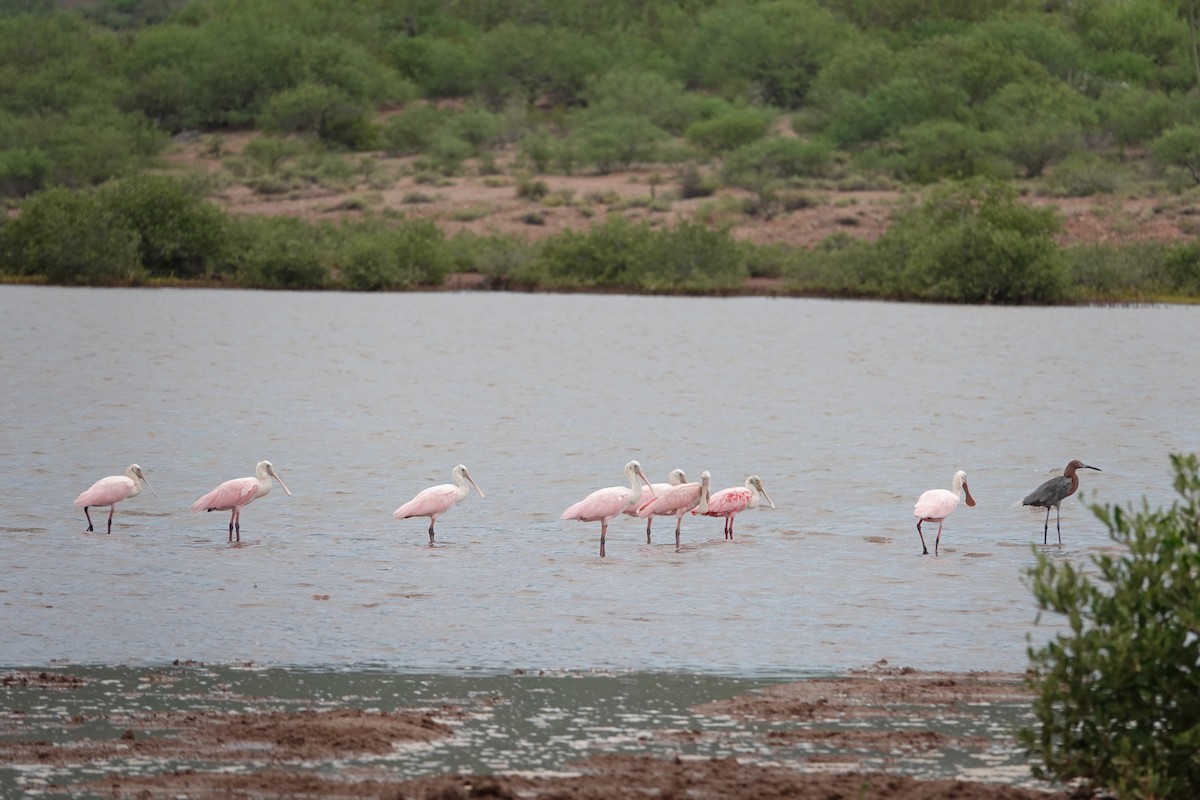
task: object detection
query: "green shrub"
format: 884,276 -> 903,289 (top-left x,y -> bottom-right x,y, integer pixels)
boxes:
0,146 -> 53,197
338,218 -> 449,290
892,120 -> 1007,183
684,109 -> 771,153
636,221 -> 747,291
519,215 -> 651,288
0,186 -> 141,284
1161,241 -> 1200,294
241,136 -> 305,175
1153,125 -> 1200,183
519,130 -> 555,173
1023,453 -> 1200,800
569,114 -> 667,174
381,105 -> 443,156
96,174 -> 229,279
224,215 -> 328,289
678,165 -> 719,199
1066,242 -> 1169,299
1045,152 -> 1125,197
721,137 -> 833,190
883,179 -> 1069,303
582,68 -> 698,135
444,108 -> 502,150
445,231 -> 530,284
260,82 -> 378,149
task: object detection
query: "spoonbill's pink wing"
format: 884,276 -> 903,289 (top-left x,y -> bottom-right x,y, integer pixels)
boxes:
561,486 -> 632,523
914,488 -> 959,521
638,483 -> 700,518
191,477 -> 258,513
394,483 -> 457,519
74,476 -> 135,508
702,487 -> 752,517
626,483 -> 671,517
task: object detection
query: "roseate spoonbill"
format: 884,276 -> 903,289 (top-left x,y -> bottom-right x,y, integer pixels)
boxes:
191,460 -> 292,542
73,464 -> 156,533
393,464 -> 485,545
626,468 -> 686,543
700,475 -> 774,539
637,471 -> 711,550
913,470 -> 976,556
1023,460 -> 1101,544
561,460 -> 654,558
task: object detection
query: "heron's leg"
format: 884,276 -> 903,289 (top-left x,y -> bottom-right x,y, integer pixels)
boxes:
1056,505 -> 1062,545
917,519 -> 929,555
84,506 -> 94,532
1043,507 -> 1051,545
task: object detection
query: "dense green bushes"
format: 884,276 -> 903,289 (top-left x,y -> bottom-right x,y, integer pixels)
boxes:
8,0 -> 1200,195
1023,454 -> 1200,799
4,1 -> 1200,303
4,175 -> 1200,302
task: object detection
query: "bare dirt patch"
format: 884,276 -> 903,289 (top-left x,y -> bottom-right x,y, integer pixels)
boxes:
169,134 -> 1200,254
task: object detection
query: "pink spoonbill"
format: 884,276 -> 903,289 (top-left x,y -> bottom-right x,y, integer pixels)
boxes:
913,470 -> 976,556
561,460 -> 654,558
1023,459 -> 1101,545
73,464 -> 156,533
393,464 -> 485,544
700,475 -> 774,539
191,460 -> 292,542
637,471 -> 711,550
626,468 -> 686,543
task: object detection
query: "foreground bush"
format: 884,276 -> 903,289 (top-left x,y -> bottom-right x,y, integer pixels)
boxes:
1023,454 -> 1200,799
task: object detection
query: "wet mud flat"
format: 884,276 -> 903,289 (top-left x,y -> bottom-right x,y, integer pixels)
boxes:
1,662 -> 1075,799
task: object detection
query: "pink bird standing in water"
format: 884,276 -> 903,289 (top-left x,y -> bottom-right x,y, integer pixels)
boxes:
191,460 -> 292,542
393,464 -> 485,545
73,464 -> 156,533
626,468 -> 686,543
637,471 -> 711,550
700,475 -> 774,539
561,460 -> 654,558
913,470 -> 976,556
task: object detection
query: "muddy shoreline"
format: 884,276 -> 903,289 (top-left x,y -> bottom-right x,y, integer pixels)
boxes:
0,662 -> 1080,799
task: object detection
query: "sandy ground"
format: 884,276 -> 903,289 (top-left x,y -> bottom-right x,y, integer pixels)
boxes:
175,132 -> 1199,255
1,665 -> 1082,800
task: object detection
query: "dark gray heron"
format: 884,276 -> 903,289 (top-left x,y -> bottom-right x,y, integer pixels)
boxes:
1023,460 -> 1101,544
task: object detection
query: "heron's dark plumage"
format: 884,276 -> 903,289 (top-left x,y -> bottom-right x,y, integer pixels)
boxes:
1023,475 -> 1073,508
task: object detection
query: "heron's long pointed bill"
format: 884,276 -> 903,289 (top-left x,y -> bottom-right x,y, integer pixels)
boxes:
468,476 -> 485,498
963,481 -> 976,507
1083,465 -> 1101,472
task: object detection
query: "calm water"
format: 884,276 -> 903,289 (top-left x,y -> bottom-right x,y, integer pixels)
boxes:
1,286 -> 1197,675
